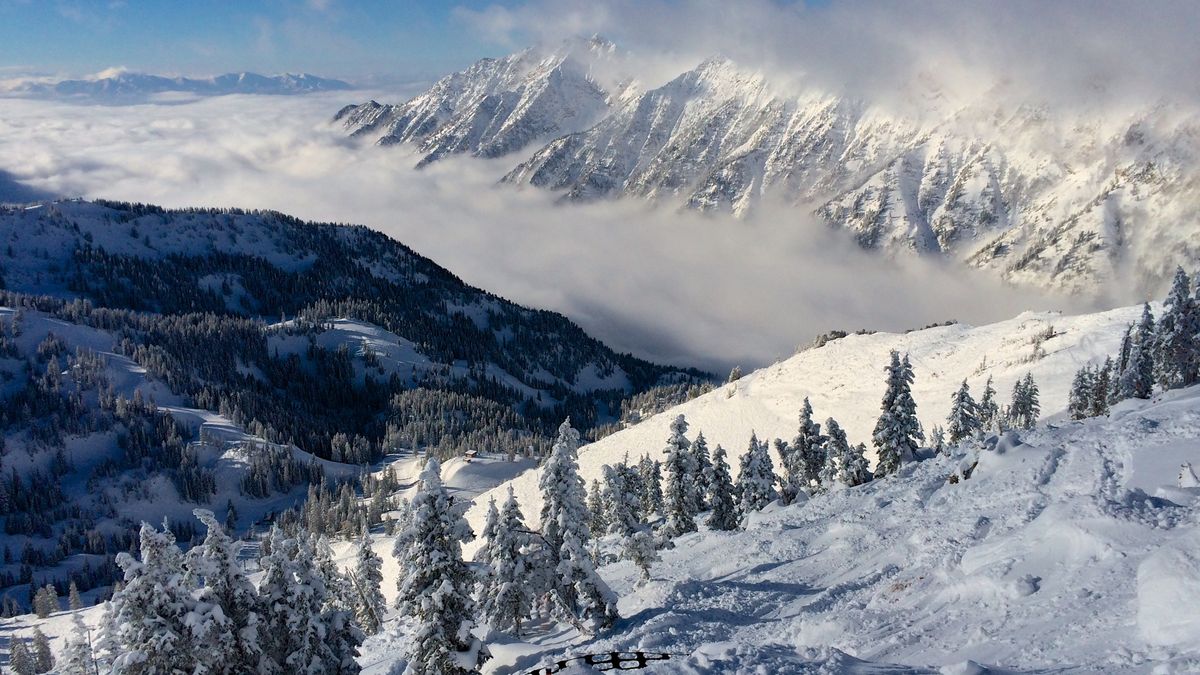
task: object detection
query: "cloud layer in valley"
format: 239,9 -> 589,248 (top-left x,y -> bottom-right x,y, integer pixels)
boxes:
0,92 -> 1086,372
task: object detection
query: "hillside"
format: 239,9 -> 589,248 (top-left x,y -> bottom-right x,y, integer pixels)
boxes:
464,304 -> 1145,538
448,384 -> 1200,672
0,198 -> 700,614
5,301 -> 1198,672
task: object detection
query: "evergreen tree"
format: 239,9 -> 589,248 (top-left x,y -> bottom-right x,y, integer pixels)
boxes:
108,523 -> 195,674
31,628 -> 52,674
10,639 -> 35,675
187,508 -> 261,675
602,464 -> 640,538
841,443 -> 873,487
537,420 -> 618,633
691,432 -> 713,511
479,487 -> 535,636
622,530 -> 660,582
1010,373 -> 1042,429
791,397 -> 825,494
476,498 -> 499,568
929,425 -> 947,456
1120,304 -> 1156,400
259,527 -> 362,674
395,459 -> 486,674
68,580 -> 83,611
60,611 -> 95,675
662,415 -> 698,536
1155,267 -> 1199,389
1092,357 -> 1113,417
977,375 -> 999,431
819,418 -> 849,488
1068,367 -> 1094,420
586,480 -> 608,538
946,380 -> 980,443
736,433 -> 779,517
351,533 -> 386,636
704,445 -> 738,531
873,351 -> 920,477
637,455 -> 663,519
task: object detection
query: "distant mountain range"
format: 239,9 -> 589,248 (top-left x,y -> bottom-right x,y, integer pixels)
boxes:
6,71 -> 352,99
336,37 -> 1200,296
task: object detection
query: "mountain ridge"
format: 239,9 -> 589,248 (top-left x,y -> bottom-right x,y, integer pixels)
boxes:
336,41 -> 1200,297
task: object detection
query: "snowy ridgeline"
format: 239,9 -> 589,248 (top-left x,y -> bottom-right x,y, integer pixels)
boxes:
336,39 -> 1200,294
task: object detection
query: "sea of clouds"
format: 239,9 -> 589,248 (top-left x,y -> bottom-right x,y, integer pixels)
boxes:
0,89 -> 1084,371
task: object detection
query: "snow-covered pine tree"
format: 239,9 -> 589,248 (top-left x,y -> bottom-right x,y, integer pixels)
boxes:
314,533 -> 354,612
819,418 -> 848,488
1010,373 -> 1042,429
538,419 -> 618,633
68,580 -> 82,611
1154,266 -> 1200,390
479,487 -> 535,636
1068,367 -> 1094,420
60,610 -> 95,675
946,379 -> 980,443
1120,304 -> 1156,400
108,523 -> 195,674
791,397 -> 825,494
637,455 -> 664,519
736,433 -> 779,517
586,479 -> 608,538
704,445 -> 738,531
929,425 -> 947,455
691,431 -> 712,511
1092,357 -> 1113,417
259,527 -> 362,674
601,463 -> 660,581
977,375 -> 999,431
188,508 -> 261,674
351,532 -> 386,636
873,351 -> 920,477
396,459 -> 487,674
843,443 -> 873,487
477,497 -> 499,568
9,638 -> 34,675
662,414 -> 698,536
603,464 -> 640,538
31,627 -> 52,673
93,595 -> 119,671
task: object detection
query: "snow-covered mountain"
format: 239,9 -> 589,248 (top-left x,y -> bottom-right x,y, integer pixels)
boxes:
5,71 -> 351,99
339,42 -> 1200,296
334,36 -> 628,167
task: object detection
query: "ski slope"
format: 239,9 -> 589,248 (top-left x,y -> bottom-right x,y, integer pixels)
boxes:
464,304 -> 1146,544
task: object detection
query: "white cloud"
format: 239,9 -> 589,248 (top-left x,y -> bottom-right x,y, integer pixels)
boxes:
0,93 -> 1082,372
455,0 -> 1200,115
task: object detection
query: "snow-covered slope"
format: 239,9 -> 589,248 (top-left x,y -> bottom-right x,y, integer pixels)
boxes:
466,304 -> 1144,537
4,71 -> 351,100
461,386 -> 1200,672
440,304 -> 1199,672
335,36 -> 625,167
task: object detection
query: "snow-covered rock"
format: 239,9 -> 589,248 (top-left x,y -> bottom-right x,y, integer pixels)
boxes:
343,41 -> 1200,295
336,36 -> 624,167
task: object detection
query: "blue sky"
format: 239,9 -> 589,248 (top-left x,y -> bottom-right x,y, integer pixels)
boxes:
0,0 -> 528,82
